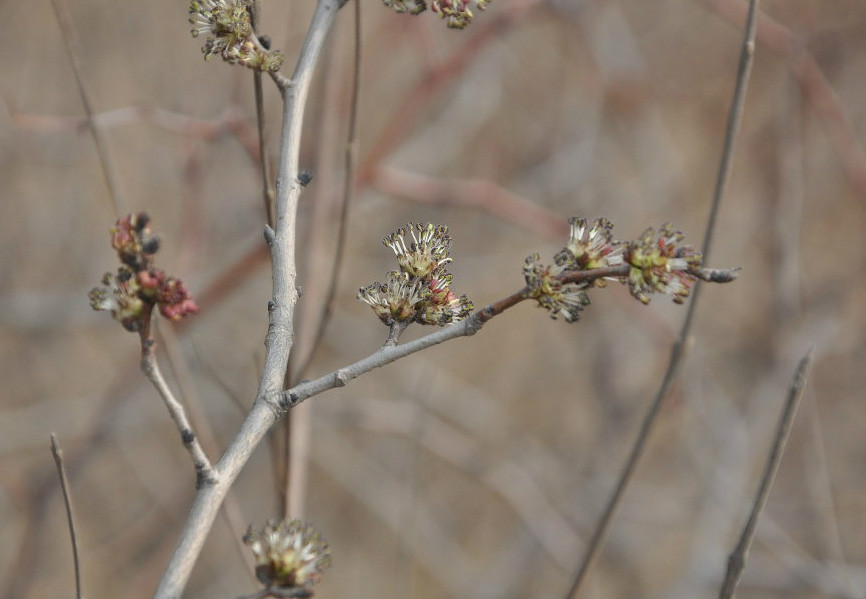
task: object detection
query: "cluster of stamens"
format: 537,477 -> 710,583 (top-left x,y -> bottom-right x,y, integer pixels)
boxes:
525,217 -> 703,321
358,223 -> 473,329
244,519 -> 331,593
189,0 -> 283,71
381,0 -> 493,29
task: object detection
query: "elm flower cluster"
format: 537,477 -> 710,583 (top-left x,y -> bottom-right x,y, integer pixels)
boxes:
89,213 -> 200,332
525,217 -> 704,321
244,519 -> 331,592
358,223 -> 473,328
189,0 -> 283,71
381,0 -> 493,29
524,254 -> 591,323
622,223 -> 702,305
555,217 -> 622,275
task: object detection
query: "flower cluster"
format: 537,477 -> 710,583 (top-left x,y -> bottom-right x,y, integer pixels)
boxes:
554,217 -> 621,275
622,223 -> 702,305
381,0 -> 493,29
358,223 -> 473,328
523,254 -> 591,323
189,0 -> 283,71
243,519 -> 331,592
525,217 -> 703,321
89,213 -> 200,332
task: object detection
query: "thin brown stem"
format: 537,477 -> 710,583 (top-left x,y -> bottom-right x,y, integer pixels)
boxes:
283,0 -> 363,522
564,1 -> 760,596
371,166 -> 568,241
250,0 -> 276,227
718,348 -> 814,599
699,0 -> 866,197
139,313 -> 215,485
356,0 -> 545,185
48,0 -> 123,217
49,434 -> 82,599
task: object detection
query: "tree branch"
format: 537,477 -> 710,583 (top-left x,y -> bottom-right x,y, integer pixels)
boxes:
139,315 -> 215,485
49,434 -> 82,599
153,1 -> 340,595
718,348 -> 814,599
48,0 -> 124,217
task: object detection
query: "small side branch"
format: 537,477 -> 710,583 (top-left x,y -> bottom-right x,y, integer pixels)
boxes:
718,348 -> 814,599
139,318 -> 215,485
282,286 -> 528,408
49,434 -> 82,599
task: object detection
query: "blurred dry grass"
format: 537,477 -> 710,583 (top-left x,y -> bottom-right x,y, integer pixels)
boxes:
1,0 -> 864,597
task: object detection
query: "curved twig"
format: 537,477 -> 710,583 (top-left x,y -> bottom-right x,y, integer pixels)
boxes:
48,0 -> 123,217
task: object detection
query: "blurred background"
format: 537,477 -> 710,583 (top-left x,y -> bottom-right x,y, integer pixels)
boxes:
1,0 -> 863,597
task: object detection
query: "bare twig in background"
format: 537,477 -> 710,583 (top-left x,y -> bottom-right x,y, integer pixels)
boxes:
6,104 -> 263,163
280,12 -> 348,521
718,347 -> 814,598
49,434 -> 82,599
699,0 -> 866,197
372,166 -> 568,240
321,396 -> 583,570
356,0 -> 546,185
249,0 -> 276,227
312,427 -> 477,597
48,0 -> 123,217
564,0 -> 760,596
293,0 -> 361,389
283,0 -> 363,519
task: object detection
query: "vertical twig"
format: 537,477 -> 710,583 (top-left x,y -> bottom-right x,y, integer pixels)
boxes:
718,348 -> 814,599
282,0 -> 363,520
48,0 -> 123,217
154,2 -> 340,595
249,0 -> 276,227
293,0 -> 361,379
282,0 -> 362,522
49,434 -> 82,599
564,1 -> 760,596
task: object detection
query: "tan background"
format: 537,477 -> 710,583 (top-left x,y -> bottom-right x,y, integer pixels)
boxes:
1,0 -> 864,597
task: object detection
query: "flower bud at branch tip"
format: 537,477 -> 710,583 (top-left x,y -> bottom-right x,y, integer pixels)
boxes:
525,216 -> 736,322
90,213 -> 200,333
380,0 -> 494,29
358,223 -> 473,335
